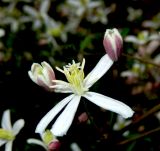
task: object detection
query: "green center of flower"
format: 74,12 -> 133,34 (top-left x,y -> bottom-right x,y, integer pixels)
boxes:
0,128 -> 15,141
56,59 -> 88,95
42,130 -> 55,145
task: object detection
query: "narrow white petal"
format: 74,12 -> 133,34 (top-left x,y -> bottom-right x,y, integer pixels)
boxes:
28,71 -> 37,83
27,138 -> 47,150
5,141 -> 13,151
51,80 -> 70,86
54,87 -> 73,93
12,119 -> 25,135
51,80 -> 72,93
67,0 -> 80,7
70,142 -> 82,151
83,92 -> 134,118
0,140 -> 7,146
41,62 -> 55,84
84,54 -> 113,89
23,6 -> 38,17
40,0 -> 50,14
37,76 -> 51,90
1,110 -> 12,131
35,94 -> 74,134
88,2 -> 101,8
125,36 -> 140,44
51,95 -> 81,136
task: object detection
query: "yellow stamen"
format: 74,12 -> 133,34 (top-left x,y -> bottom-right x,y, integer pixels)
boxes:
56,59 -> 88,95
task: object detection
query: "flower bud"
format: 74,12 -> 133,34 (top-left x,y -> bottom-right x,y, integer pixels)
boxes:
48,140 -> 61,151
78,112 -> 88,123
28,61 -> 55,91
103,28 -> 123,61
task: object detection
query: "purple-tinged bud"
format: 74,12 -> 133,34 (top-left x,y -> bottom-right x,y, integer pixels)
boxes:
103,28 -> 123,61
28,61 -> 56,91
48,140 -> 61,151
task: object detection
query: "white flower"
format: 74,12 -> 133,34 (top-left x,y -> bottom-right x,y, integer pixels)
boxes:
34,54 -> 134,136
127,7 -> 142,22
0,110 -> 25,151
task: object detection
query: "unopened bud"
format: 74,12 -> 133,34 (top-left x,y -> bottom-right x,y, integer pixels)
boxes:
103,28 -> 123,61
78,112 -> 88,123
48,140 -> 61,151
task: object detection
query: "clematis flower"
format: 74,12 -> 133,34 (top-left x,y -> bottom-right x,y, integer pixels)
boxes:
103,28 -> 123,61
28,61 -> 56,91
27,130 -> 60,151
0,110 -> 25,151
31,54 -> 134,137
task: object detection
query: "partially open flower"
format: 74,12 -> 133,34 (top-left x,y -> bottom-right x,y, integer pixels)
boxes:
28,61 -> 56,91
103,28 -> 123,61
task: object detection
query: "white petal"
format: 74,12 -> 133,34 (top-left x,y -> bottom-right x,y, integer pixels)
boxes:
35,94 -> 74,134
83,92 -> 134,118
41,61 -> 55,84
1,110 -> 12,131
53,85 -> 73,93
5,141 -> 13,151
27,138 -> 47,150
51,95 -> 81,136
12,119 -> 25,135
28,71 -> 36,83
67,0 -> 80,7
0,140 -> 7,146
30,63 -> 42,73
70,142 -> 82,151
51,80 -> 72,93
84,54 -> 113,89
125,36 -> 141,44
23,6 -> 38,17
88,2 -> 101,8
37,75 -> 51,90
40,0 -> 50,14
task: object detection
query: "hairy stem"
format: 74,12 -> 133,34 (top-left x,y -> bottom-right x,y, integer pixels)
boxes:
119,103 -> 160,133
122,53 -> 160,68
118,126 -> 160,145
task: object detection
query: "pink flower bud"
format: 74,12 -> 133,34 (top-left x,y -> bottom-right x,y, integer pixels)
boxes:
48,140 -> 61,151
103,28 -> 123,61
78,112 -> 88,123
28,61 -> 56,91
